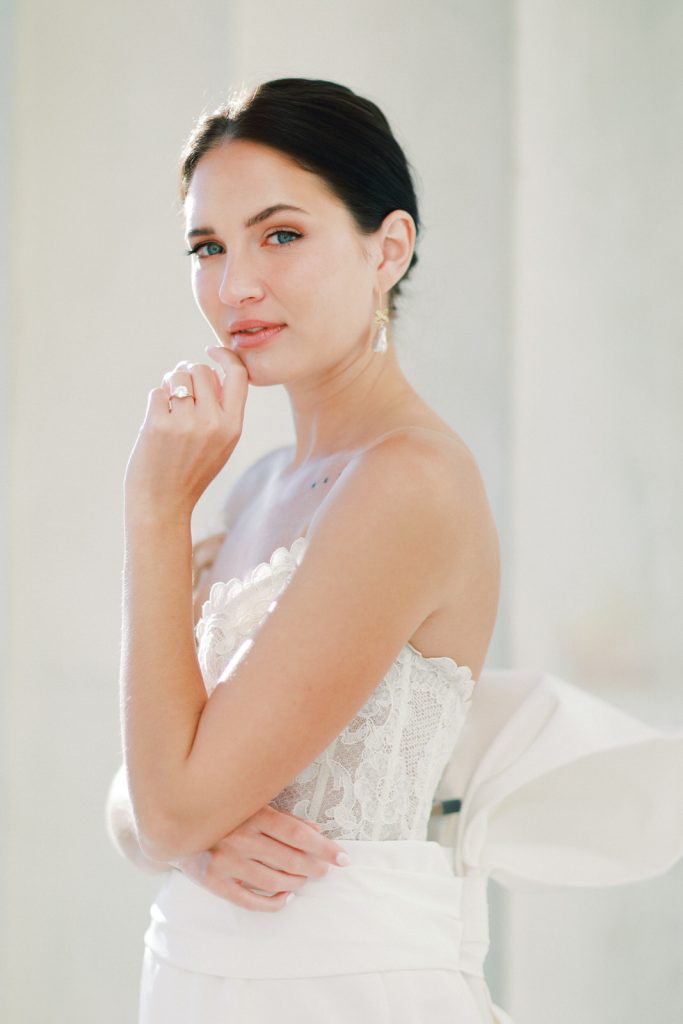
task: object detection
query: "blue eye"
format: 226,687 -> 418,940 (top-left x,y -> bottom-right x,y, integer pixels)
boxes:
185,241 -> 223,259
185,229 -> 302,259
266,229 -> 302,246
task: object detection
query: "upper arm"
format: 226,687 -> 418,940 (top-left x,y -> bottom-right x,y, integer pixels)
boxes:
173,434 -> 476,854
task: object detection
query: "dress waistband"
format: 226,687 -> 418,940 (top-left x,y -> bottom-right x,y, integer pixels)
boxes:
144,840 -> 490,980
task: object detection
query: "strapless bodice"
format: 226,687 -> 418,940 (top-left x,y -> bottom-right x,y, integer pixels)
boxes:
194,535 -> 475,841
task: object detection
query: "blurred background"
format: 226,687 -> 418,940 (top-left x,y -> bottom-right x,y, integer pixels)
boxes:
1,1 -> 681,1021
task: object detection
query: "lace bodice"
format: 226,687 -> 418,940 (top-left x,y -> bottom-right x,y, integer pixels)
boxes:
194,536 -> 476,841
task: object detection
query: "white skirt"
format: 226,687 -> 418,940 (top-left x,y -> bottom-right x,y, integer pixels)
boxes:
139,839 -> 510,1023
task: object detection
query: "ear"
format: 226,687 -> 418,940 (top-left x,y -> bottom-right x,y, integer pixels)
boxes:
375,210 -> 416,295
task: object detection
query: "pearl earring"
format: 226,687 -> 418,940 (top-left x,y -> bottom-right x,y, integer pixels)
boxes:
372,305 -> 389,353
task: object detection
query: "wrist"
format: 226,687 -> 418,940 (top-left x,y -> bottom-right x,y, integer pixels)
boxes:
124,501 -> 193,534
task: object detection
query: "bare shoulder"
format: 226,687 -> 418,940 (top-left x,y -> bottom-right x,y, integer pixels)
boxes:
318,426 -> 491,536
341,426 -> 499,676
309,426 -> 495,585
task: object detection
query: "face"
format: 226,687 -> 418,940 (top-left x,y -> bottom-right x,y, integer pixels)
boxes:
184,139 -> 386,386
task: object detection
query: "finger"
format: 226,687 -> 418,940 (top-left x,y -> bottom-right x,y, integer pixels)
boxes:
241,826 -> 334,878
205,344 -> 244,373
164,370 -> 195,415
163,361 -> 222,409
257,810 -> 344,867
212,829 -> 317,881
145,386 -> 172,421
164,364 -> 194,387
200,352 -> 224,398
181,362 -> 217,408
221,878 -> 296,914
209,837 -> 318,887
205,345 -> 249,410
240,857 -> 316,891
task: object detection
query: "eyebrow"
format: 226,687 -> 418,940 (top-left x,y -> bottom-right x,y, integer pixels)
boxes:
186,204 -> 310,241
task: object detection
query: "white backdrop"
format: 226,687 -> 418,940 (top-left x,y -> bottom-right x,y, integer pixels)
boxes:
1,1 -> 681,1021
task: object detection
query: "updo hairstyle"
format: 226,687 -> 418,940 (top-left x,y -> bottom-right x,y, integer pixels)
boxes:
179,78 -> 421,318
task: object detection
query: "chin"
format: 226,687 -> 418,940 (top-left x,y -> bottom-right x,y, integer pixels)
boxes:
233,356 -> 291,388
232,345 -> 311,385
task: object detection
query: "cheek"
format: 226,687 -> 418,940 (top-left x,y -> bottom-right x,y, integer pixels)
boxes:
284,243 -> 357,306
191,269 -> 218,318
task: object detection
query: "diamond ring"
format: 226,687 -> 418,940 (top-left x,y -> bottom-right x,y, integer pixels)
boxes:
169,385 -> 195,401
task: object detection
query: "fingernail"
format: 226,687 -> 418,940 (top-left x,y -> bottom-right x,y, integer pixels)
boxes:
285,892 -> 296,904
335,851 -> 351,867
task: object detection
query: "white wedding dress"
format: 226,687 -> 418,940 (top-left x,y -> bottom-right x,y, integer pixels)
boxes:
138,536 -> 683,1023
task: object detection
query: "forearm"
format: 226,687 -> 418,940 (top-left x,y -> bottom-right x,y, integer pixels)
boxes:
120,510 -> 208,854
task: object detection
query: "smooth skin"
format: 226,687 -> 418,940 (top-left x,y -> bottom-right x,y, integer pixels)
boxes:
106,761 -> 340,912
113,138 -> 500,900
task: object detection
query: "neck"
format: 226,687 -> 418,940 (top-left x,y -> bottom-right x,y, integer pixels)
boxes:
283,344 -> 416,469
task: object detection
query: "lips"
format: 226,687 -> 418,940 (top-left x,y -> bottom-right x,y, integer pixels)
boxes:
229,323 -> 287,349
229,319 -> 285,334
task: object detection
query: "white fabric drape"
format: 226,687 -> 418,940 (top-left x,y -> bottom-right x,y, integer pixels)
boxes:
431,668 -> 683,889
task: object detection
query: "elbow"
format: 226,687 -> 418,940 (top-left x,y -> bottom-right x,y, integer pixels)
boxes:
136,811 -> 190,863
135,803 -> 213,863
129,769 -> 240,862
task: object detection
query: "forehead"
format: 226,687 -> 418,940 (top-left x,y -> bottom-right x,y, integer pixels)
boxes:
184,139 -> 345,224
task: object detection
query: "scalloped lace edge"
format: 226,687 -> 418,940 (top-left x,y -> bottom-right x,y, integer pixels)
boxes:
195,533 -> 476,691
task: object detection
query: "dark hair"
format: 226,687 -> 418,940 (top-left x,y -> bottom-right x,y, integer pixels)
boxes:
179,78 -> 421,317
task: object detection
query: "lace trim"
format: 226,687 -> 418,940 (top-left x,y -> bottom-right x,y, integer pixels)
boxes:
196,535 -> 307,629
194,533 -> 474,694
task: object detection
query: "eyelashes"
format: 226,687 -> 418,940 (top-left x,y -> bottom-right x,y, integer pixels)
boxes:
185,229 -> 302,259
265,229 -> 302,248
185,241 -> 223,258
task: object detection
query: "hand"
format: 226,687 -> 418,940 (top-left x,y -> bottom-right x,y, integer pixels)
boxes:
171,804 -> 349,913
124,346 -> 248,521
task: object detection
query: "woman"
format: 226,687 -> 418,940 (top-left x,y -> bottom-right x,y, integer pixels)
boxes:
114,77 -> 501,1022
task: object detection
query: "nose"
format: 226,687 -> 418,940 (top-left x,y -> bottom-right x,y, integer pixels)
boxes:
217,253 -> 264,307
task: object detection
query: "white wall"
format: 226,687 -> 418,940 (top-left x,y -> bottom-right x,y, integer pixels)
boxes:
506,1 -> 683,1020
3,2 -> 235,1020
0,0 -> 15,985
1,1 -> 680,1021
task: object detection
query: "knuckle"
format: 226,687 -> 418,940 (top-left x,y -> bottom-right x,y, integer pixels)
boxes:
287,819 -> 308,844
213,849 -> 237,874
284,850 -> 311,876
226,885 -> 249,907
253,863 -> 278,888
191,362 -> 211,377
205,854 -> 231,885
218,883 -> 244,906
235,884 -> 271,913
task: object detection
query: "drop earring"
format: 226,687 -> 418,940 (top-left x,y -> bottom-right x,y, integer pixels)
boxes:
372,301 -> 389,353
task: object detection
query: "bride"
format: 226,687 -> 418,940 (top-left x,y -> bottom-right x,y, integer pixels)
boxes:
111,76 -> 501,1022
